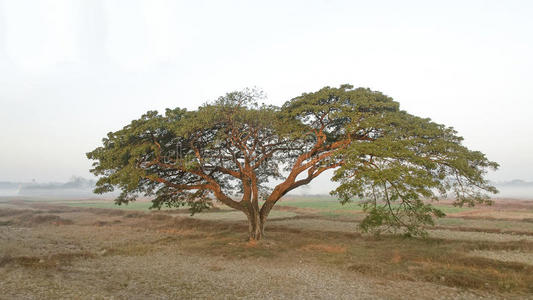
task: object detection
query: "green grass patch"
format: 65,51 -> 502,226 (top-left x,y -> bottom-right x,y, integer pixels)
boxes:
279,199 -> 471,214
278,200 -> 363,210
66,201 -> 157,210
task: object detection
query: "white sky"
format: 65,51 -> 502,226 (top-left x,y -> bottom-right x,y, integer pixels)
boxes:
0,0 -> 532,193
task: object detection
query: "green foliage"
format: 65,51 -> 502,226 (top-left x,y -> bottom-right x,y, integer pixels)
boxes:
87,84 -> 498,236
330,108 -> 498,236
87,89 -> 298,215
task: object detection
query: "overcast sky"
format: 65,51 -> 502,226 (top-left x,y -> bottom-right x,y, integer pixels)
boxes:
0,0 -> 532,193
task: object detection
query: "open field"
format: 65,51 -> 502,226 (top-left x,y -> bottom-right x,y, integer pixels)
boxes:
1,196 -> 533,299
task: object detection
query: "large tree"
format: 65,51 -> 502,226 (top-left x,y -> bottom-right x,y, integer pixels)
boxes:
87,85 -> 498,240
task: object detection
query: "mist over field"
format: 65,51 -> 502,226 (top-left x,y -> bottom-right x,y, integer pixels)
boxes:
491,180 -> 533,199
1,177 -> 532,200
0,177 -> 98,198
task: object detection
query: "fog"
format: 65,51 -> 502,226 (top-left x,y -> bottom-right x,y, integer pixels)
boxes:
0,177 -> 101,198
1,177 -> 532,200
1,1 -> 532,193
494,186 -> 533,199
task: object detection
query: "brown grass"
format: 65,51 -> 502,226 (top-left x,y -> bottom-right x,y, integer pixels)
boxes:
147,213 -> 173,221
391,250 -> 402,263
2,201 -> 533,297
0,252 -> 94,269
300,244 -> 347,254
156,228 -> 200,237
93,220 -> 122,226
9,214 -> 75,226
124,213 -> 533,293
0,208 -> 38,217
433,225 -> 533,236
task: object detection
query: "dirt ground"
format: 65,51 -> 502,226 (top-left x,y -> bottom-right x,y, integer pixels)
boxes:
1,198 -> 533,299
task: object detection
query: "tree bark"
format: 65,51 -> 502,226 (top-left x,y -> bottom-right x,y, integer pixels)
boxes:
245,204 -> 264,241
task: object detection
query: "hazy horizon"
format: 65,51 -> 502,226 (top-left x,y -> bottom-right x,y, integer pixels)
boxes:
2,177 -> 533,200
1,1 -> 532,195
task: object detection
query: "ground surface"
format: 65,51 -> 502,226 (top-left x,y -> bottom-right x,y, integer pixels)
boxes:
1,196 -> 533,299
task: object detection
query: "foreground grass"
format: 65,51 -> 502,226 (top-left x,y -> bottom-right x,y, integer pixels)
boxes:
1,200 -> 533,298
166,217 -> 533,294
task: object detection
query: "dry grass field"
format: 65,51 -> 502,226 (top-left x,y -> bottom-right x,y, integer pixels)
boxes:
1,196 -> 533,299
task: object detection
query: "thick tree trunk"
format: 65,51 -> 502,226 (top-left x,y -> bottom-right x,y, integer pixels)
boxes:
245,206 -> 264,241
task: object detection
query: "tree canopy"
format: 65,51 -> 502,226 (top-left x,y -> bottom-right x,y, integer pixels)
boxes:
87,85 -> 498,239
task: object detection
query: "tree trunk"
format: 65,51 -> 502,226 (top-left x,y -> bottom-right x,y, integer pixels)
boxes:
246,206 -> 264,241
